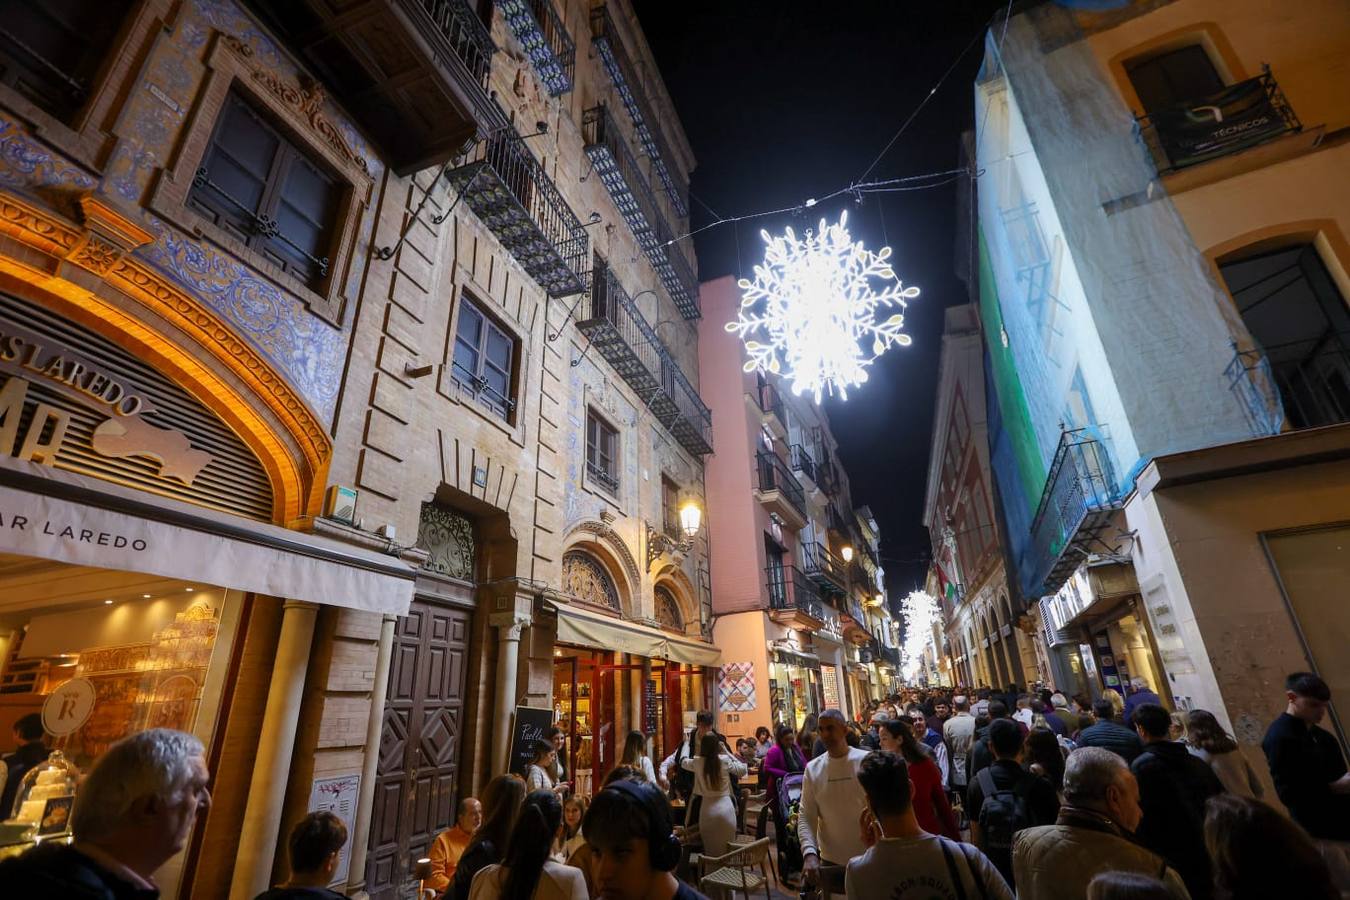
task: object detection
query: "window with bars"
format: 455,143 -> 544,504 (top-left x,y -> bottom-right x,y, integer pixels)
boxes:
187,91 -> 341,290
452,295 -> 518,421
586,409 -> 619,493
661,476 -> 681,538
0,0 -> 131,122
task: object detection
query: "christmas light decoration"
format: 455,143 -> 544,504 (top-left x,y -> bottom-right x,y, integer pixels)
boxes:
727,211 -> 918,402
900,590 -> 940,683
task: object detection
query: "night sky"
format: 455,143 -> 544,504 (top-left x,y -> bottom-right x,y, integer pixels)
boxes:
633,1 -> 1008,598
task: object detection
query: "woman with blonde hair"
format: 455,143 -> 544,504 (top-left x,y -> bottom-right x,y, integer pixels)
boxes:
1185,709 -> 1264,799
1102,687 -> 1125,721
680,732 -> 746,855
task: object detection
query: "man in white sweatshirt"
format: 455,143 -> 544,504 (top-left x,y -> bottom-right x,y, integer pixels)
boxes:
798,709 -> 868,895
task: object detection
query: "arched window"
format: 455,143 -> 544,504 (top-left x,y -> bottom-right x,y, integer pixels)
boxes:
655,585 -> 683,632
562,550 -> 620,612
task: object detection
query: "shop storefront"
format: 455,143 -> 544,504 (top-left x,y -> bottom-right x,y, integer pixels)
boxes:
0,288 -> 414,893
769,644 -> 822,729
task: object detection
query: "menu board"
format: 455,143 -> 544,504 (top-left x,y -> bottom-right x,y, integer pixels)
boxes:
308,774 -> 360,885
508,706 -> 555,777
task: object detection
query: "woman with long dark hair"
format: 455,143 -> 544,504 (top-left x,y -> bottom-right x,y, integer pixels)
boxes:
1205,794 -> 1338,900
1026,726 -> 1066,795
467,790 -> 587,900
798,713 -> 820,761
1185,709 -> 1264,799
447,775 -> 526,900
618,730 -> 662,788
680,732 -> 746,855
878,718 -> 959,840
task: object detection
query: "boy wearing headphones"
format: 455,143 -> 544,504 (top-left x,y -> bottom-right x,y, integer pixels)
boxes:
583,779 -> 710,900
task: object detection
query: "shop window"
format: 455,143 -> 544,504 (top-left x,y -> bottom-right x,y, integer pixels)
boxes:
452,294 -> 519,422
187,91 -> 341,291
655,585 -> 683,632
1219,243 -> 1350,429
585,409 -> 619,494
562,550 -> 620,612
0,0 -> 132,123
1125,44 -> 1224,113
661,476 -> 681,538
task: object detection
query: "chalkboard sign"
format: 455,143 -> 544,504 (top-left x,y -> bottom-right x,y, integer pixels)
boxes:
643,679 -> 658,735
509,706 -> 555,777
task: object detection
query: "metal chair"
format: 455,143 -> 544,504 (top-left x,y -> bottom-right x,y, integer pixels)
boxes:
697,836 -> 773,900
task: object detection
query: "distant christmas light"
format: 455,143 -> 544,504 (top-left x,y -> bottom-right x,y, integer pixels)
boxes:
900,590 -> 940,683
727,211 -> 918,402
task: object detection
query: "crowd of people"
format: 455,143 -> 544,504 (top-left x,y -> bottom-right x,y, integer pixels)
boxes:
1,672 -> 1347,899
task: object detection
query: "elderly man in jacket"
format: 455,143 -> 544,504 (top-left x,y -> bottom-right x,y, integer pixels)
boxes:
1012,748 -> 1190,900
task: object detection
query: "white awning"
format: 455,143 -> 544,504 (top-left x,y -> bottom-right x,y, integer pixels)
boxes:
549,601 -> 722,667
0,458 -> 415,615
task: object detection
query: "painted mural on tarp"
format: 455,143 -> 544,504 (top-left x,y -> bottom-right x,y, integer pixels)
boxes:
0,0 -> 387,426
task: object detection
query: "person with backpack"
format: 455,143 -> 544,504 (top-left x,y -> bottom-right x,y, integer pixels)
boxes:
846,750 -> 1013,900
964,719 -> 1059,887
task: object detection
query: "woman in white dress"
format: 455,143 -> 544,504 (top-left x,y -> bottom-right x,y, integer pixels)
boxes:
681,732 -> 747,856
619,730 -> 666,789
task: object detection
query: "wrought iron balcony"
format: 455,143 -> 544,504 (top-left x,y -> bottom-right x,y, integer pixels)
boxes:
802,542 -> 846,594
753,375 -> 787,434
767,564 -> 825,626
577,262 -> 713,456
498,0 -> 575,96
446,125 -> 587,297
1227,336 -> 1350,435
789,443 -> 816,483
1136,69 -> 1300,176
589,4 -> 689,218
755,449 -> 806,527
583,105 -> 699,318
250,0 -> 502,175
1027,426 -> 1122,596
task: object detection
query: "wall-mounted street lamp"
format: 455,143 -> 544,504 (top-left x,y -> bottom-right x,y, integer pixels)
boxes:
647,496 -> 704,568
679,500 -> 702,539
840,545 -> 854,563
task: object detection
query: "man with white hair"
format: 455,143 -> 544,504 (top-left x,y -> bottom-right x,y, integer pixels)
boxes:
1011,747 -> 1190,899
1122,676 -> 1162,728
0,728 -> 212,898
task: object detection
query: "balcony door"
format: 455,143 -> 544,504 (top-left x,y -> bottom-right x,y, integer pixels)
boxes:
765,533 -> 787,607
1220,243 -> 1350,428
1125,44 -> 1224,112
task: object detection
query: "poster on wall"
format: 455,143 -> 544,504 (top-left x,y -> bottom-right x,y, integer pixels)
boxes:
308,774 -> 360,885
820,663 -> 841,711
718,662 -> 757,712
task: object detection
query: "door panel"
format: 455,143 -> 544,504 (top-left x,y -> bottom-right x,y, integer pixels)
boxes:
366,598 -> 472,899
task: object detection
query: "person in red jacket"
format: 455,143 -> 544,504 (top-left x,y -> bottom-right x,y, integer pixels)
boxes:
877,718 -> 959,839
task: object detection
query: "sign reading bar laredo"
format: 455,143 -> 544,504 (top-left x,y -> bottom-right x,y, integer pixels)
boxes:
0,293 -> 273,520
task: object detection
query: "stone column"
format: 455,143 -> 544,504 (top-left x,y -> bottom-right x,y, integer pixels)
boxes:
489,610 -> 531,773
229,600 -> 319,900
345,613 -> 397,891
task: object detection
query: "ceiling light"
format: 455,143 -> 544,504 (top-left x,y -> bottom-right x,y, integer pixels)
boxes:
142,594 -> 152,599
184,587 -> 196,592
104,599 -> 114,605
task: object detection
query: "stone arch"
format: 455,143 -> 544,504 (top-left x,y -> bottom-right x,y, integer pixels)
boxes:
561,520 -> 641,616
0,195 -> 331,524
561,548 -> 623,613
652,563 -> 699,634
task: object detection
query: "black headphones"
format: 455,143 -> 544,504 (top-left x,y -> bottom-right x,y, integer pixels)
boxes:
602,780 -> 682,872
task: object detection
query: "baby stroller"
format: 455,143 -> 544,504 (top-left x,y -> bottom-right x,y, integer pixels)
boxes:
776,772 -> 805,884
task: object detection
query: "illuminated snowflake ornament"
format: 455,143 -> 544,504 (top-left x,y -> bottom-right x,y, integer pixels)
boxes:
900,590 -> 940,683
726,210 -> 918,402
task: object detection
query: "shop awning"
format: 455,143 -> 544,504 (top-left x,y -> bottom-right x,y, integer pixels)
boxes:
0,459 -> 416,616
548,601 -> 722,667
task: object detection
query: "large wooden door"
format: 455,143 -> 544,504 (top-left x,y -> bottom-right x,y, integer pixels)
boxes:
366,598 -> 471,899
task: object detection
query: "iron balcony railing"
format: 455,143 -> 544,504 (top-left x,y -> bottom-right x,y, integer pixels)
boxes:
766,564 -> 825,622
586,459 -> 619,493
754,375 -> 786,426
497,0 -> 575,96
447,125 -> 587,297
578,262 -> 713,456
582,105 -> 699,319
801,542 -> 846,592
589,3 -> 689,217
1226,334 -> 1350,434
1027,426 -> 1122,595
1135,68 -> 1301,175
789,443 -> 816,482
756,450 -> 806,519
413,0 -> 497,92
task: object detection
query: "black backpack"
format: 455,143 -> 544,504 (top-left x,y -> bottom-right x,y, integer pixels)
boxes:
974,766 -> 1034,880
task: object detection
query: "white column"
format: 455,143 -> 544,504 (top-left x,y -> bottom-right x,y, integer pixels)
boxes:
489,612 -> 531,773
345,614 -> 397,892
229,600 -> 319,900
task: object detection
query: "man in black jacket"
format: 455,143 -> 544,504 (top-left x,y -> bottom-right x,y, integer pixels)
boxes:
1131,703 -> 1223,900
965,719 -> 1059,886
1263,671 -> 1350,841
0,713 -> 47,818
1077,699 -> 1144,763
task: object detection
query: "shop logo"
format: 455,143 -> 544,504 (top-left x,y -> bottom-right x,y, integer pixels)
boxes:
0,324 -> 213,484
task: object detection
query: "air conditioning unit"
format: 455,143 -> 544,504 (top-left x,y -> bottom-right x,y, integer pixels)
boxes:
323,485 -> 358,525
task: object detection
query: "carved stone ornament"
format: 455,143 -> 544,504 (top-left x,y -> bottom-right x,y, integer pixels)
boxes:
655,585 -> 683,632
562,550 -> 620,612
220,34 -> 369,176
415,502 -> 475,580
567,519 -> 641,588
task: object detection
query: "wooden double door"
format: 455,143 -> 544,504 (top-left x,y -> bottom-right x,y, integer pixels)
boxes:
366,597 -> 472,899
